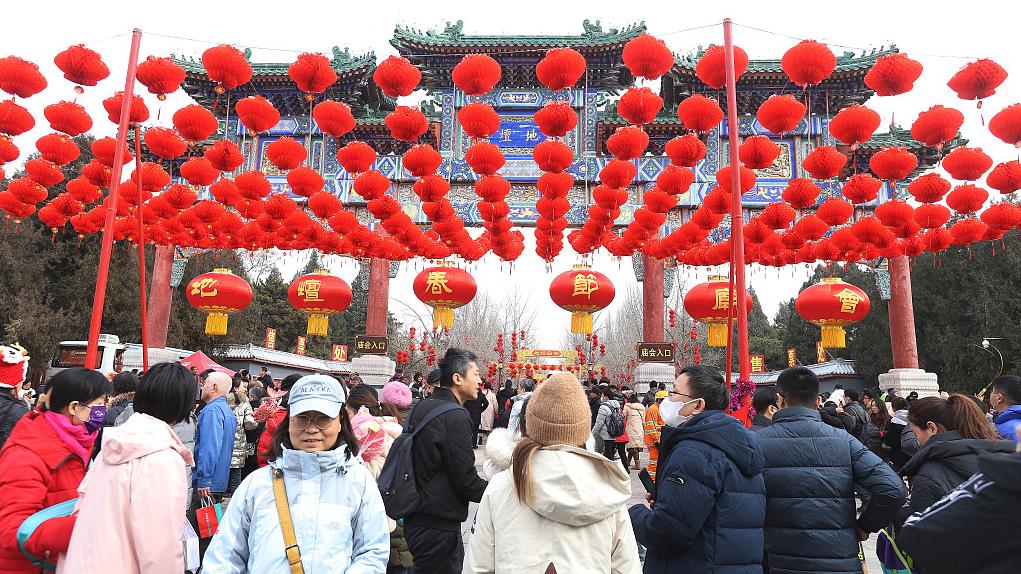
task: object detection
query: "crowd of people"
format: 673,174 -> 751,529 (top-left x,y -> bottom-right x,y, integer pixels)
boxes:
0,340 -> 1019,573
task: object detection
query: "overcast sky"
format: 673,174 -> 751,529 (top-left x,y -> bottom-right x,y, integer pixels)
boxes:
6,0 -> 1020,348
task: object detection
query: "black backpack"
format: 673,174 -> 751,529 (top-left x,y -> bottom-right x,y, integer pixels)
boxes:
606,406 -> 626,439
378,402 -> 460,519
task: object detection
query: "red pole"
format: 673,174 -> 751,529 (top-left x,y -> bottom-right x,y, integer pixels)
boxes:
85,29 -> 143,370
723,18 -> 751,381
133,127 -> 149,371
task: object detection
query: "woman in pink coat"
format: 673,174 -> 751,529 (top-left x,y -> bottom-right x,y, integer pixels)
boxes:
58,362 -> 197,574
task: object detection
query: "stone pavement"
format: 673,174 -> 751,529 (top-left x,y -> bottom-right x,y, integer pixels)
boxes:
463,446 -> 883,573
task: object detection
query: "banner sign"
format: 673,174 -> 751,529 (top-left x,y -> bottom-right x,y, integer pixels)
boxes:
517,348 -> 578,360
636,342 -> 674,363
750,355 -> 766,373
816,341 -> 826,364
295,336 -> 306,356
355,336 -> 388,356
331,344 -> 348,362
264,328 -> 277,350
787,348 -> 797,368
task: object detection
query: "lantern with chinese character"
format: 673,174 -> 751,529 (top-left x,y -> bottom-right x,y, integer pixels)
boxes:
795,278 -> 871,349
287,269 -> 353,337
683,276 -> 753,347
413,264 -> 477,329
549,265 -> 616,334
185,268 -> 253,335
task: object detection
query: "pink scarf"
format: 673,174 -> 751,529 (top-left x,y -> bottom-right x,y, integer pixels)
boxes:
43,410 -> 95,464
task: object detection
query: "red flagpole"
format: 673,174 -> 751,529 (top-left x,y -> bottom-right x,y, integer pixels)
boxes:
723,18 -> 751,382
85,29 -> 143,370
133,127 -> 149,371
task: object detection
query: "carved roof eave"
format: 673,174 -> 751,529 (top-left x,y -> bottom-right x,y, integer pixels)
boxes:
390,21 -> 647,53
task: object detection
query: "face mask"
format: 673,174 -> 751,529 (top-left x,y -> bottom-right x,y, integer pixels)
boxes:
79,404 -> 107,433
660,398 -> 699,427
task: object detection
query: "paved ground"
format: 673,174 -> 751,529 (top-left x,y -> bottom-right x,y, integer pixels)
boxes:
463,445 -> 884,573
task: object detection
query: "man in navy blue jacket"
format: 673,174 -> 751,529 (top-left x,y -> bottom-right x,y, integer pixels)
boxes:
630,365 -> 766,574
755,367 -> 905,574
193,371 -> 236,499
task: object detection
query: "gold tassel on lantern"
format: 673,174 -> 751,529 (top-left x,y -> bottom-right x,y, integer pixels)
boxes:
205,312 -> 229,336
570,312 -> 593,334
707,323 -> 728,346
821,325 -> 846,348
433,307 -> 454,329
307,314 -> 329,337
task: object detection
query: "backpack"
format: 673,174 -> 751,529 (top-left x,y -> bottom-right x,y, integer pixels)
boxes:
606,407 -> 626,439
378,402 -> 461,519
17,498 -> 77,571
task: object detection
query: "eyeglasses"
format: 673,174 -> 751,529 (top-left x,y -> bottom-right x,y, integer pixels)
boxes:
668,390 -> 695,400
291,414 -> 335,431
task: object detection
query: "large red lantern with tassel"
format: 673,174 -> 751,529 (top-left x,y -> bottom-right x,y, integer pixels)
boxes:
549,266 -> 615,334
739,136 -> 780,170
947,59 -> 1007,104
414,264 -> 477,329
796,278 -> 870,349
43,101 -> 91,136
683,276 -> 752,347
53,45 -> 109,91
534,101 -> 577,137
665,134 -> 707,167
803,146 -> 847,180
202,45 -> 253,91
312,100 -> 354,138
288,270 -> 352,336
185,268 -> 253,335
386,106 -> 429,142
617,87 -> 663,126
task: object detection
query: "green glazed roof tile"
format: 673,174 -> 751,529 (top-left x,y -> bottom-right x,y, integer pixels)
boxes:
171,46 -> 376,78
674,45 -> 900,75
391,20 -> 646,49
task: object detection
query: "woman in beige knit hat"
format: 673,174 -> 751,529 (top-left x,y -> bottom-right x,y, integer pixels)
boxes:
466,373 -> 641,574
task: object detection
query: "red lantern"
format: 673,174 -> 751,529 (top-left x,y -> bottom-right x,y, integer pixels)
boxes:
458,103 -> 501,139
946,184 -> 988,214
794,213 -> 830,241
373,55 -> 421,98
942,147 -> 993,181
947,59 -> 1007,104
864,53 -> 923,97
312,100 -> 354,138
185,268 -> 253,335
25,158 -> 64,187
716,165 -> 757,193
236,96 -> 281,134
452,54 -> 501,95
665,134 -> 707,167
622,34 -> 673,81
336,141 -> 377,174
739,136 -> 781,170
816,197 -> 853,226
288,53 -> 337,95
136,56 -> 185,100
908,173 -> 951,204
796,278 -> 870,348
144,127 -> 188,160
402,144 -> 443,177
54,45 -> 109,91
616,87 -> 663,125
0,56 -> 47,98
44,101 -> 92,136
104,92 -> 149,125
781,40 -> 836,87
599,160 -> 637,188
695,45 -> 748,89
987,161 -> 1021,194
683,276 -> 752,346
676,94 -> 724,134
911,106 -> 964,149
803,146 -> 848,180
549,266 -> 615,334
988,104 -> 1021,147
756,94 -> 806,135
981,203 -> 1021,231
202,45 -> 253,91
949,218 -> 987,246
782,178 -> 821,209
204,140 -> 245,172
869,147 -> 918,181
413,264 -> 477,329
829,106 -> 881,148
657,164 -> 695,196
534,101 -> 577,137
386,106 -> 429,142
287,167 -> 325,198
266,137 -> 307,170
353,170 -> 391,200
462,142 -> 504,176
914,204 -> 951,229
0,100 -> 34,136
759,202 -> 796,230
36,133 -> 80,166
606,126 -> 649,160
288,270 -> 352,336
841,174 -> 882,204
875,200 -> 914,229
536,48 -> 586,91
180,157 -> 220,188
173,105 -> 218,143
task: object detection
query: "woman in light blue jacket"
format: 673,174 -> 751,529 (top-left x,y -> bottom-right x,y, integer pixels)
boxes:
203,375 -> 390,573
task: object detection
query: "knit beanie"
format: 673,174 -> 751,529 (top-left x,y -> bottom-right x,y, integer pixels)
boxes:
525,372 -> 591,447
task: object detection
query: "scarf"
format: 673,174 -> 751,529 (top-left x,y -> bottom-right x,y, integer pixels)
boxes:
43,409 -> 96,464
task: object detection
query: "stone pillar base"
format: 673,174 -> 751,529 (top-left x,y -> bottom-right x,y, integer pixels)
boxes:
878,368 -> 940,398
633,362 -> 676,395
350,355 -> 396,389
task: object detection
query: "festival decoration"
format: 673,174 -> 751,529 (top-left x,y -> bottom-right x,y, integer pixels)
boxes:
43,101 -> 91,136
947,59 -> 1007,106
413,264 -> 477,329
864,53 -> 923,96
0,56 -> 47,98
288,53 -> 337,96
172,104 -> 217,143
622,34 -> 673,80
756,94 -> 806,135
988,104 -> 1021,147
136,56 -> 185,100
53,45 -> 109,92
664,134 -> 707,167
201,45 -> 252,92
373,55 -> 421,97
385,106 -> 429,142
683,276 -> 752,346
458,103 -> 501,139
617,87 -> 663,125
288,270 -> 352,336
103,92 -> 149,125
452,54 -> 501,95
676,94 -> 724,134
549,266 -> 615,334
739,136 -> 781,170
942,147 -> 993,181
536,48 -> 586,91
185,268 -> 253,335
236,96 -> 281,135
0,100 -> 34,136
803,145 -> 847,180
533,101 -> 577,137
265,137 -> 307,170
796,278 -> 871,348
911,105 -> 964,149
144,127 -> 188,160
829,106 -> 881,148
781,40 -> 836,87
987,161 -> 1021,194
695,45 -> 748,89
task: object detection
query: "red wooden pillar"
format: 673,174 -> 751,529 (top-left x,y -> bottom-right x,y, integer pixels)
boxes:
642,254 -> 665,343
365,258 -> 390,337
887,255 -> 919,369
146,244 -> 175,349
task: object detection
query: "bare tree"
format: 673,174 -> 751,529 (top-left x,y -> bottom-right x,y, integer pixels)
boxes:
499,283 -> 539,341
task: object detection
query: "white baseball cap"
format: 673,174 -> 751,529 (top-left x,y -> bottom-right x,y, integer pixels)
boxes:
288,375 -> 347,418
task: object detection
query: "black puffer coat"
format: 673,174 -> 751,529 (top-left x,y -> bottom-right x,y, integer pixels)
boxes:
0,390 -> 29,449
896,430 -> 1015,523
754,407 -> 905,574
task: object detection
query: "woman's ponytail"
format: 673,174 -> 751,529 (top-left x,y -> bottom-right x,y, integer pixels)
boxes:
946,394 -> 999,440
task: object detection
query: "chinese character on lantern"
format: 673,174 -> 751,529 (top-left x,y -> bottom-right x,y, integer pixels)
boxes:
836,288 -> 865,314
572,273 -> 600,298
425,271 -> 453,295
711,288 -> 730,310
190,278 -> 219,298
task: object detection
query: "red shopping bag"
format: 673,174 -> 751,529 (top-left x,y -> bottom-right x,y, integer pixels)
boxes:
195,497 -> 224,538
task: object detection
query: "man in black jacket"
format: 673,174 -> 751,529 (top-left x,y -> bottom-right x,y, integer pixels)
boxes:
404,348 -> 488,574
755,367 -> 905,574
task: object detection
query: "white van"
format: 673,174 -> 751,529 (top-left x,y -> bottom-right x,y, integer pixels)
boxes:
45,334 -> 125,384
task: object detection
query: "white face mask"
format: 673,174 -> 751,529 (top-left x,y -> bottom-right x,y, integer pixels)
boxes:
660,397 -> 700,427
